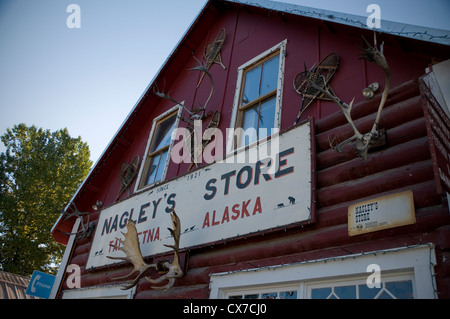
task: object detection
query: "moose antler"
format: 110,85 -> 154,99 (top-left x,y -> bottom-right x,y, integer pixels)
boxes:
306,33 -> 390,161
145,210 -> 183,290
107,210 -> 183,290
107,219 -> 155,290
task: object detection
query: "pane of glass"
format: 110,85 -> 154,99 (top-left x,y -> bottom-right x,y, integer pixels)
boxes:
154,150 -> 168,183
145,153 -> 161,185
244,294 -> 259,299
359,284 -> 381,299
279,291 -> 297,299
260,55 -> 280,96
241,65 -> 261,106
241,106 -> 259,146
261,292 -> 277,299
311,287 -> 332,299
334,285 -> 356,299
151,114 -> 177,152
258,97 -> 276,139
385,280 -> 414,299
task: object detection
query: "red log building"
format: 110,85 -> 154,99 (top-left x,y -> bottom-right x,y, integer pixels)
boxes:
50,0 -> 450,299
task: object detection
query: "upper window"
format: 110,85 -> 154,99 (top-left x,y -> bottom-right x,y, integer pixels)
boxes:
227,40 -> 286,152
239,53 -> 279,146
137,106 -> 180,190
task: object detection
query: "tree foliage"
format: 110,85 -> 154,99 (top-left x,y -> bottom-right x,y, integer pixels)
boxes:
0,124 -> 92,275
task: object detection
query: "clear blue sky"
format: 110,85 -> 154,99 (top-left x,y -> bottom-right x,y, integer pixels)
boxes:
1,0 -> 449,165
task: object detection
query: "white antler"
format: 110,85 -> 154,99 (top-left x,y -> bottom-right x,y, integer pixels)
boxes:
145,211 -> 183,290
107,210 -> 183,290
107,219 -> 156,290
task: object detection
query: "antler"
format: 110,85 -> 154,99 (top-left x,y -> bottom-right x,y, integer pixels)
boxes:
107,210 -> 183,290
153,57 -> 215,123
145,210 -> 183,290
359,34 -> 391,138
188,56 -> 215,116
153,81 -> 195,116
60,203 -> 93,239
306,33 -> 390,161
107,220 -> 156,290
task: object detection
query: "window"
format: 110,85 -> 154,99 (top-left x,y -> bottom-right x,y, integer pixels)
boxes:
220,273 -> 414,300
308,273 -> 415,299
210,244 -> 437,299
227,40 -> 286,152
137,106 -> 181,190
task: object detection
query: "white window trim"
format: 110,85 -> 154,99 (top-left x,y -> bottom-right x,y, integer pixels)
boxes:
209,244 -> 437,299
62,285 -> 136,299
226,39 -> 287,154
134,104 -> 182,193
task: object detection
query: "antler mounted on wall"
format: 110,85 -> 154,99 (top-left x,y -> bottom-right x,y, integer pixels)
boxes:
107,210 -> 184,290
153,57 -> 218,168
153,57 -> 215,124
60,203 -> 95,240
306,33 -> 391,161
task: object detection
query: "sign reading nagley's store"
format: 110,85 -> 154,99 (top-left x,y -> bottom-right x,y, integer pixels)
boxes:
86,121 -> 313,269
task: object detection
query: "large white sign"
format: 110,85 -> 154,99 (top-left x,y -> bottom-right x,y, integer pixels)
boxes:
86,122 -> 313,268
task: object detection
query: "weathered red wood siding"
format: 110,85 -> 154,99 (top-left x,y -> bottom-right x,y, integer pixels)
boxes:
55,1 -> 450,298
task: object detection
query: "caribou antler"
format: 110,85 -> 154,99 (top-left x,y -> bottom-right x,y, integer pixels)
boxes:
188,56 -> 215,116
60,203 -> 94,239
153,57 -> 215,123
107,210 -> 183,290
153,80 -> 195,116
359,34 -> 391,137
306,33 -> 390,161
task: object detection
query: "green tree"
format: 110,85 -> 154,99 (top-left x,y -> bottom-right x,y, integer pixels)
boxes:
0,124 -> 92,276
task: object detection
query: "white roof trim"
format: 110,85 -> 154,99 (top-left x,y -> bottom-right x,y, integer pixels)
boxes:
229,0 -> 450,46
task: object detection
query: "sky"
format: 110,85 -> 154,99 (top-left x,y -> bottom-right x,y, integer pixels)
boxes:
1,0 -> 449,165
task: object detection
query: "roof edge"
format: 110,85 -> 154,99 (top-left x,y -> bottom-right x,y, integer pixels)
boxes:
228,0 -> 450,46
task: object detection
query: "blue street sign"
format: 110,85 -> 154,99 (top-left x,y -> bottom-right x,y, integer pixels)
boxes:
26,270 -> 56,299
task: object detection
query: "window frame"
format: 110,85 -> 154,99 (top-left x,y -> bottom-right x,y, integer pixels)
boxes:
135,105 -> 182,192
226,39 -> 287,154
209,244 -> 437,299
